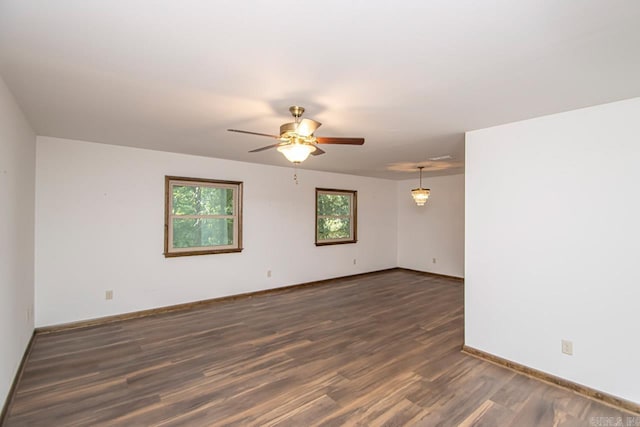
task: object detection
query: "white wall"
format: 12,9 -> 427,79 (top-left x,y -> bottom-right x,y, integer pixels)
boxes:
0,77 -> 35,406
35,137 -> 398,326
465,97 -> 640,404
397,174 -> 464,277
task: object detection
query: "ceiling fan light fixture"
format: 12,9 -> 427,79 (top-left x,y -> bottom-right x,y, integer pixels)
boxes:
277,142 -> 316,163
411,166 -> 430,206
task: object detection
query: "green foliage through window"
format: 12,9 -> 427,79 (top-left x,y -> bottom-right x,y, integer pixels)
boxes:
316,189 -> 357,245
172,218 -> 234,248
172,185 -> 234,216
165,177 -> 242,256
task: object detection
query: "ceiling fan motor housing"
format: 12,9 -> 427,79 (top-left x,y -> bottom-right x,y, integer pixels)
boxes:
280,122 -> 298,137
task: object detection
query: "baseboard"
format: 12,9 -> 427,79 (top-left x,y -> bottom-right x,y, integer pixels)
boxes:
462,345 -> 640,415
0,331 -> 36,425
398,267 -> 464,282
36,267 -> 399,334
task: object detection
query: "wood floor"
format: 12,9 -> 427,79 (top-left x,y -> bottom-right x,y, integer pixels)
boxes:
3,270 -> 633,426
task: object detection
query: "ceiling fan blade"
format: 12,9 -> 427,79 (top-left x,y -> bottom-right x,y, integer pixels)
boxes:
228,129 -> 279,139
316,137 -> 365,145
310,144 -> 326,156
295,118 -> 322,137
249,143 -> 283,153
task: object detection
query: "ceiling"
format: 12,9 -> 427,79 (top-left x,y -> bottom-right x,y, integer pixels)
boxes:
1,1 -> 639,180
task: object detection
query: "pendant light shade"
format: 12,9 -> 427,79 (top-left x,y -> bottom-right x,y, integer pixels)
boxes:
411,166 -> 430,206
411,188 -> 430,206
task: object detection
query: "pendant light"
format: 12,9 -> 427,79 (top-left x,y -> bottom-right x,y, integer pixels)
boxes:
411,166 -> 430,206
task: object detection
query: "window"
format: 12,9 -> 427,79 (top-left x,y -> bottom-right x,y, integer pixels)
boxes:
315,188 -> 357,246
164,176 -> 243,257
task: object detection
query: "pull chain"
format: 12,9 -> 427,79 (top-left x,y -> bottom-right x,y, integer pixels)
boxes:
293,165 -> 299,185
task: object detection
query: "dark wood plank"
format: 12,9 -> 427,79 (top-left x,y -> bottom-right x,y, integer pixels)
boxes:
3,270 -> 636,426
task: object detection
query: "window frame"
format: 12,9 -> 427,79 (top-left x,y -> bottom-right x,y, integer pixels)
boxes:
164,175 -> 243,257
315,188 -> 358,246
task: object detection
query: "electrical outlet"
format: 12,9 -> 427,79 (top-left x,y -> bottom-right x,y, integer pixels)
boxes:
267,270 -> 272,278
105,290 -> 113,300
561,339 -> 573,355
432,258 -> 437,264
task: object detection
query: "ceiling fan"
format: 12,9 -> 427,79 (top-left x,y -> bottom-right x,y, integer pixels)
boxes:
228,106 -> 365,163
